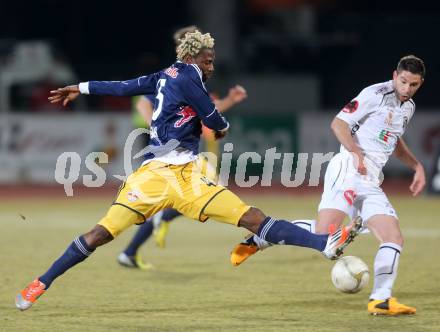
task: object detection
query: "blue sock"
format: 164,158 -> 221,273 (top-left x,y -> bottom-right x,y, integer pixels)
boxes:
161,208 -> 181,222
39,235 -> 94,289
123,219 -> 154,257
257,217 -> 328,251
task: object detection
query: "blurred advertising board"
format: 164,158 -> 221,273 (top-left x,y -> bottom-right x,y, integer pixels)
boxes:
0,113 -> 133,184
217,114 -> 298,185
1,112 -> 438,191
0,113 -> 298,186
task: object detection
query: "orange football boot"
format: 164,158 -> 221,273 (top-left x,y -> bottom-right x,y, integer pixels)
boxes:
368,297 -> 416,315
15,279 -> 46,311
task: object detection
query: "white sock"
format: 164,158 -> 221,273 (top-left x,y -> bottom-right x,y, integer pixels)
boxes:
370,242 -> 402,301
252,219 -> 316,249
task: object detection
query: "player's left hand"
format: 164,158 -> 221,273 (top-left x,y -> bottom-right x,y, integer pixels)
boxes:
410,163 -> 426,196
228,85 -> 247,104
48,85 -> 80,107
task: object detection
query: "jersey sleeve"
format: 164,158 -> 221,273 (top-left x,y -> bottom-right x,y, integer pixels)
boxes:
401,101 -> 416,135
336,88 -> 378,127
408,101 -> 416,121
87,73 -> 161,96
181,66 -> 229,131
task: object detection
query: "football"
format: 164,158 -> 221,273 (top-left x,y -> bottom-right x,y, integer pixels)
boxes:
331,256 -> 369,293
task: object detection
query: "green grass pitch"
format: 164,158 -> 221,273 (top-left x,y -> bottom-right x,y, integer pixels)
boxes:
1,194 -> 439,332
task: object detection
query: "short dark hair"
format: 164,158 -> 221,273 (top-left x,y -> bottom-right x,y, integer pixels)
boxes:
397,55 -> 426,78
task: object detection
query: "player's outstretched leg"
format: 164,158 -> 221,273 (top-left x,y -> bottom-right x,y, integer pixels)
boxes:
232,215 -> 362,266
230,219 -> 315,266
153,208 -> 181,248
15,225 -> 112,311
118,219 -> 154,270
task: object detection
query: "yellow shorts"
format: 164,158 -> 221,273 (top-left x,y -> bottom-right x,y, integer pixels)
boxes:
98,159 -> 250,237
196,152 -> 218,183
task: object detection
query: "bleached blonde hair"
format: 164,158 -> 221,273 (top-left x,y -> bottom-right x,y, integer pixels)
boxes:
173,25 -> 199,46
176,30 -> 215,61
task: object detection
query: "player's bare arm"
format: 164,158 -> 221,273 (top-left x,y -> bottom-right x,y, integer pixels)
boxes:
214,85 -> 247,112
330,117 -> 367,175
136,97 -> 154,126
48,85 -> 80,107
209,85 -> 246,140
394,138 -> 426,196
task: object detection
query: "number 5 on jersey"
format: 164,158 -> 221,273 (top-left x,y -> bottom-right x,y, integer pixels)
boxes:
152,79 -> 166,121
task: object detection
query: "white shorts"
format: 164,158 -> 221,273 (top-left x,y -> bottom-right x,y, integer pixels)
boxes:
318,152 -> 397,223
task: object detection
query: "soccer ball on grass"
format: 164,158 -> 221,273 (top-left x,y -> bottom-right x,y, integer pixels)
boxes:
331,256 -> 369,293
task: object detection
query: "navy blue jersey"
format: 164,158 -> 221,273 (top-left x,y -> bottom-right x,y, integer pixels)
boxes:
88,61 -> 229,160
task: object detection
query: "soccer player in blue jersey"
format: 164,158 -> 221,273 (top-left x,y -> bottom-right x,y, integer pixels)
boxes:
119,86 -> 246,269
118,26 -> 248,269
119,86 -> 247,269
16,30 -> 361,310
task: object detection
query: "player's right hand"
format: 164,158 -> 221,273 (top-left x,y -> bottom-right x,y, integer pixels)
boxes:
357,159 -> 367,175
228,85 -> 247,104
352,152 -> 367,175
48,85 -> 80,107
410,163 -> 426,196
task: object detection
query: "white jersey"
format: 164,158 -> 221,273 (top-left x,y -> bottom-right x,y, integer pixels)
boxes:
318,80 -> 416,223
336,80 -> 415,176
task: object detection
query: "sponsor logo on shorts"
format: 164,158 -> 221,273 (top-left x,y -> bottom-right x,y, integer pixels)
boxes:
127,191 -> 140,202
343,189 -> 357,206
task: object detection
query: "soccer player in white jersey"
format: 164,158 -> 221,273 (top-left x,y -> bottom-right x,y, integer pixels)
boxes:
231,55 -> 426,316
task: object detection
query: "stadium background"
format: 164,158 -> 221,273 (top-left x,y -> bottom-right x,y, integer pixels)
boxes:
1,1 -> 439,331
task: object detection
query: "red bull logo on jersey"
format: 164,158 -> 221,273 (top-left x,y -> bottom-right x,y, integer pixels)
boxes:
165,67 -> 179,79
175,106 -> 196,128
